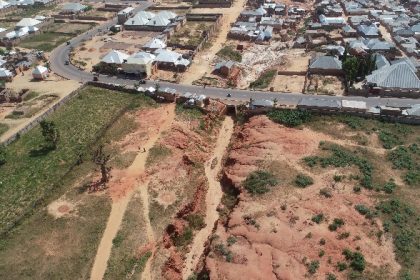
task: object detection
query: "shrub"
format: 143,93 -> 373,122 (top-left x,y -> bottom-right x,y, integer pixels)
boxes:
319,187 -> 332,198
387,146 -> 414,170
329,218 -> 344,231
382,180 -> 397,194
326,273 -> 337,280
295,173 -> 314,188
311,213 -> 324,224
186,214 -> 206,230
250,70 -> 277,89
337,262 -> 347,271
267,109 -> 311,127
216,46 -> 242,62
342,249 -> 366,272
319,250 -> 325,257
337,232 -> 350,240
319,238 -> 326,245
0,145 -> 6,166
243,170 -> 278,195
307,260 -> 320,274
353,185 -> 361,193
355,204 -> 370,216
227,236 -> 237,246
173,227 -> 193,247
379,130 -> 402,149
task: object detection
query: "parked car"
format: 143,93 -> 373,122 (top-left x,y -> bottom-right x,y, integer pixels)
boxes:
139,79 -> 146,84
64,61 -> 69,65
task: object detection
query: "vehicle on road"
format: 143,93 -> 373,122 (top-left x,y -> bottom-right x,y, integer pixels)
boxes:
227,93 -> 232,97
65,61 -> 69,65
66,41 -> 71,45
139,79 -> 146,84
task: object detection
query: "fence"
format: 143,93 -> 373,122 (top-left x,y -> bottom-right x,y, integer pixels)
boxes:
1,84 -> 86,146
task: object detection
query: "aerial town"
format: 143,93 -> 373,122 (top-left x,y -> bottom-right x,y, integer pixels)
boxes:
0,0 -> 419,279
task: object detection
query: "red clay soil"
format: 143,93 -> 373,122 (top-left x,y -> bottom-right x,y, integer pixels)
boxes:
204,116 -> 400,280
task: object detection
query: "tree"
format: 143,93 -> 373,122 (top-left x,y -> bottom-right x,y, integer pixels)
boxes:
40,120 -> 59,149
342,57 -> 359,86
91,145 -> 111,190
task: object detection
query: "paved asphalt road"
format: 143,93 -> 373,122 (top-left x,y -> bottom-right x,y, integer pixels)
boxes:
50,4 -> 420,108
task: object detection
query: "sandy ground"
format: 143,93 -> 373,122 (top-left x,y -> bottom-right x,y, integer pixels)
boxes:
272,75 -> 305,93
73,31 -> 156,71
89,104 -> 176,280
182,116 -> 234,279
279,50 -> 311,72
205,116 -> 400,280
307,75 -> 345,96
180,0 -> 248,84
0,71 -> 80,143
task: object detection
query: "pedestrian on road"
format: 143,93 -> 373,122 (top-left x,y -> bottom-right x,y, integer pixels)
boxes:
143,148 -> 146,153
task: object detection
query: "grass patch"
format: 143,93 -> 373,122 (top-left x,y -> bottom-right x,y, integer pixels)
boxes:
216,46 -> 242,62
146,144 -> 172,167
0,123 -> 8,137
294,173 -> 314,188
19,32 -> 72,52
105,190 -> 150,279
22,91 -> 40,101
267,109 -> 311,127
250,69 -> 277,89
175,104 -> 203,121
242,170 -> 278,195
0,86 -> 155,234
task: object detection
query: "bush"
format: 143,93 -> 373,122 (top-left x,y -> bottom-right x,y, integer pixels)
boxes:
336,262 -> 347,271
387,146 -> 414,170
328,218 -> 344,231
267,109 -> 311,127
326,273 -> 337,280
307,260 -> 320,274
227,236 -> 237,246
333,174 -> 344,182
216,46 -> 242,62
319,187 -> 332,198
186,214 -> 206,230
173,227 -> 193,247
379,130 -> 402,149
319,250 -> 325,257
243,170 -> 278,195
250,70 -> 277,89
383,180 -> 397,194
311,213 -> 324,224
355,204 -> 370,216
0,145 -> 6,166
319,238 -> 326,245
295,173 -> 314,188
342,249 -> 366,272
337,232 -> 350,240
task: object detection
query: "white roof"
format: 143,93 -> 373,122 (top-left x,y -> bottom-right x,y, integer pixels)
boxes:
124,10 -> 176,27
125,14 -> 149,26
5,27 -> 28,39
144,38 -> 166,49
16,18 -> 41,28
32,65 -> 48,75
0,27 -> 6,33
0,68 -> 12,77
146,15 -> 170,27
125,51 -> 155,64
118,7 -> 134,15
155,49 -> 189,66
101,50 -> 129,64
62,2 -> 87,12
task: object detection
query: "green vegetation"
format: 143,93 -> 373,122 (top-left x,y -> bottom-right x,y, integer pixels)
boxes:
0,123 -> 7,137
294,173 -> 314,188
105,190 -> 151,279
146,144 -> 172,167
0,145 -> 6,165
328,218 -> 345,231
376,199 -> 419,268
326,273 -> 337,280
174,227 -> 193,247
216,46 -> 242,62
267,109 -> 311,127
249,69 -> 277,89
304,142 -> 374,189
242,170 -> 278,195
40,120 -> 60,150
186,214 -> 206,230
19,32 -> 72,52
22,91 -> 40,101
311,213 -> 324,224
337,262 -> 348,271
175,104 -> 203,121
214,243 -> 233,262
307,260 -> 320,274
0,86 -> 155,234
227,236 -> 237,246
342,53 -> 375,86
354,204 -> 373,219
387,145 -> 420,186
319,187 -> 332,198
342,249 -> 366,272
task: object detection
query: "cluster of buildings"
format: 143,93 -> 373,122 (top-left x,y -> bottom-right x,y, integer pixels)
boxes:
292,0 -> 420,97
2,16 -> 46,40
99,36 -> 191,77
0,49 -> 46,81
123,10 -> 185,33
228,1 -> 307,42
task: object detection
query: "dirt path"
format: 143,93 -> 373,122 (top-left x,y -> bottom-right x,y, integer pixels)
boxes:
90,104 -> 175,280
180,0 -> 247,84
182,117 -> 234,279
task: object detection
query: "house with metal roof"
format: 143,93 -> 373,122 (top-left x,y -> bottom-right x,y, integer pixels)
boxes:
319,14 -> 346,27
121,52 -> 156,77
124,10 -> 182,31
309,55 -> 343,76
365,61 -> 420,95
357,24 -> 380,38
61,3 -> 87,14
154,49 -> 190,72
143,38 -> 167,52
101,50 -> 129,64
15,18 -> 41,29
